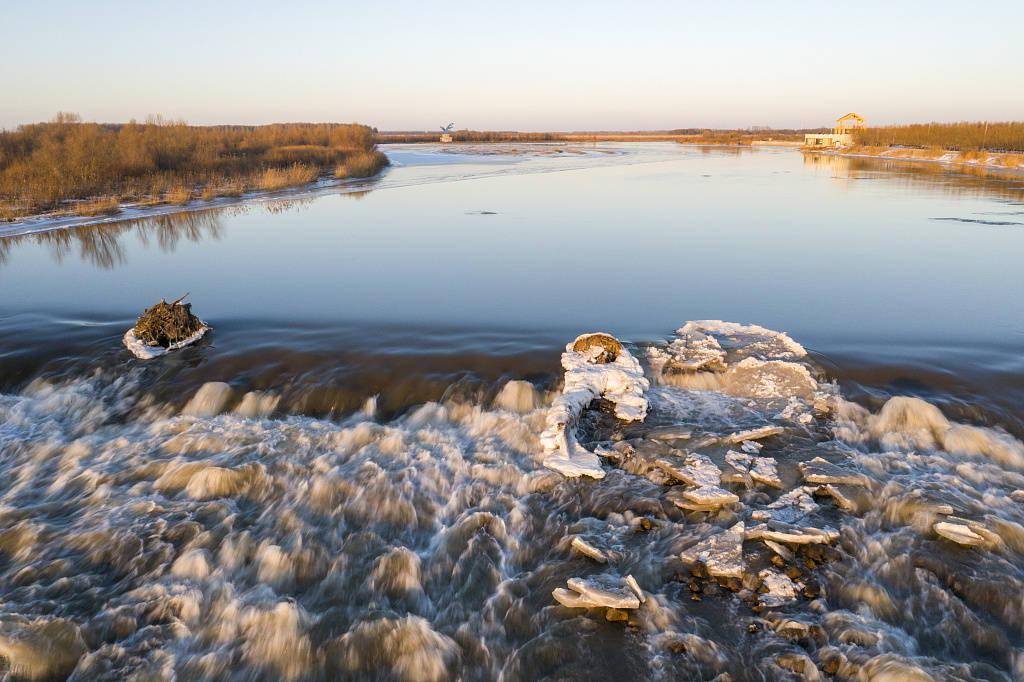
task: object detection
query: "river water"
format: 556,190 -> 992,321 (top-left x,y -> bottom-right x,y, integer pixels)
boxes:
0,143 -> 1022,680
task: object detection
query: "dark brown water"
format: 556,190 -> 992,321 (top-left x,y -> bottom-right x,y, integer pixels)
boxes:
0,144 -> 1022,680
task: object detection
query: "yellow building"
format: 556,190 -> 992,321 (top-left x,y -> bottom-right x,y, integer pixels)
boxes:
805,113 -> 865,148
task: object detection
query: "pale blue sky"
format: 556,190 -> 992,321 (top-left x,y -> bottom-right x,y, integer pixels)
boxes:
2,0 -> 1021,130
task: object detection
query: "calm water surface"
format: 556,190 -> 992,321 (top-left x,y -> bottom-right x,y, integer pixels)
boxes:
0,144 -> 1022,680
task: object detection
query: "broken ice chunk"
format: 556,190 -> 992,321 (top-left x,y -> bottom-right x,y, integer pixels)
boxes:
932,519 -> 999,548
934,522 -> 986,547
647,328 -> 727,375
747,521 -> 839,545
752,487 -> 819,524
798,457 -> 869,487
624,574 -> 646,604
680,522 -> 745,579
763,539 -> 795,563
553,575 -> 641,609
758,569 -> 798,607
681,485 -> 739,506
726,450 -> 781,488
542,334 -> 649,479
726,426 -> 783,444
750,458 -> 782,488
571,536 -> 610,563
656,453 -> 722,488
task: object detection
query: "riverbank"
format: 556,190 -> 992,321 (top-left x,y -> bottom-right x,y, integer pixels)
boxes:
805,145 -> 1024,173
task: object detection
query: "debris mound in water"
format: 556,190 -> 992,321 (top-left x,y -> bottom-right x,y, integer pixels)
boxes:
123,294 -> 209,359
135,296 -> 203,346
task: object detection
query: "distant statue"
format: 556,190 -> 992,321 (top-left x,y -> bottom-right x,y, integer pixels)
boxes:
440,123 -> 455,143
441,123 -> 455,133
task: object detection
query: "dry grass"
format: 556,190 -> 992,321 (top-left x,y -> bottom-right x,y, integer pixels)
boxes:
335,150 -> 389,179
854,121 -> 1024,152
73,196 -> 121,216
258,164 -> 319,191
165,184 -> 192,205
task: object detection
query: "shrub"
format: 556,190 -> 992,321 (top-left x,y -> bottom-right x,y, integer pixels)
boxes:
335,150 -> 389,179
258,164 -> 319,191
73,196 -> 121,216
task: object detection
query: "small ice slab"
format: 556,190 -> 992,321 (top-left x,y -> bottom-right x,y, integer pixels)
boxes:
123,325 -> 209,360
647,426 -> 693,441
571,536 -> 609,563
680,522 -> 745,579
726,426 -> 783,444
726,450 -> 781,488
758,569 -> 798,607
934,522 -> 986,547
798,457 -> 869,487
763,539 -> 795,563
812,484 -> 860,512
656,453 -> 721,488
747,522 -> 839,545
544,449 -> 605,479
556,575 -> 641,609
667,488 -> 728,512
751,487 -> 818,524
624,574 -> 646,604
682,485 -> 739,506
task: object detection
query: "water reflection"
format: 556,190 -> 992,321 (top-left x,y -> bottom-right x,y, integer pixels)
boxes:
0,209 -> 226,269
0,195 -> 352,269
802,152 -> 1024,203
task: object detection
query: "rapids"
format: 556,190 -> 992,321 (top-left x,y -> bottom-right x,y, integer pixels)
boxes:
0,321 -> 1021,681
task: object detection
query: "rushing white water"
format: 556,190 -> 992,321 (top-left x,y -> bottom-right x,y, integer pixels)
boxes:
0,322 -> 1022,680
